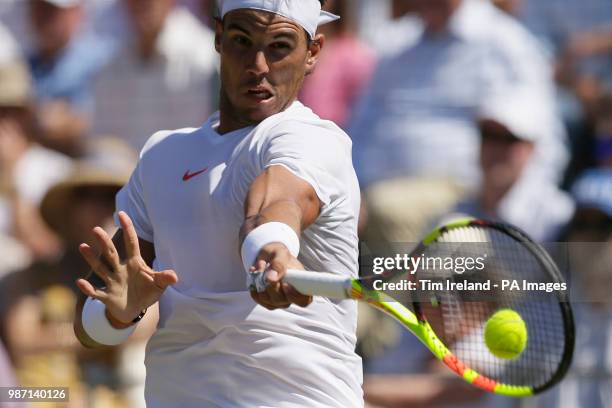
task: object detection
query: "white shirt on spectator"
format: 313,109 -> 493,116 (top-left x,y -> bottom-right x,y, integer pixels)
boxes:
495,173 -> 574,242
115,101 -> 363,407
0,145 -> 71,275
0,145 -> 71,235
455,176 -> 575,242
0,22 -> 17,64
350,0 -> 567,190
367,15 -> 423,58
92,6 -> 217,151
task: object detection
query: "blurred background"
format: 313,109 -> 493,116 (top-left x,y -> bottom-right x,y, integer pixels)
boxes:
0,0 -> 611,407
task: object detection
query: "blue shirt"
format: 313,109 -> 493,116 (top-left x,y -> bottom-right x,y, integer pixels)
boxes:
28,33 -> 115,114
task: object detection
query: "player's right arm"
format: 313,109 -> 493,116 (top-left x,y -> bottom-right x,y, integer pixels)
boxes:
73,211 -> 178,348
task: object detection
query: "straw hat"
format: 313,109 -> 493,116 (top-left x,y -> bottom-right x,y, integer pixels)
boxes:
0,60 -> 32,108
40,138 -> 137,233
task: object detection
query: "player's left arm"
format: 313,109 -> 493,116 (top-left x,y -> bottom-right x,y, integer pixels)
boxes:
240,164 -> 321,310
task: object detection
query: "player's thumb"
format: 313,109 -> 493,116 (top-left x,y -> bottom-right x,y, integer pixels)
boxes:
154,269 -> 179,289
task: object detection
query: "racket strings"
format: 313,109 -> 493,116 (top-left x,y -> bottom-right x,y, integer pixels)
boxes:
415,226 -> 569,389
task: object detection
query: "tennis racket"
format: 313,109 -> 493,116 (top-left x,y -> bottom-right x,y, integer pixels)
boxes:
251,218 -> 575,397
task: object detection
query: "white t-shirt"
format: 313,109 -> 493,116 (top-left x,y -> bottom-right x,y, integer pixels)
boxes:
115,101 -> 363,408
0,145 -> 71,235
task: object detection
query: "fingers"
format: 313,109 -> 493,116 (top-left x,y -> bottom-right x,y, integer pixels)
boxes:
250,290 -> 290,310
75,278 -> 108,301
249,271 -> 291,310
247,243 -> 314,310
264,257 -> 288,305
283,283 -> 312,308
78,243 -> 112,285
257,246 -> 289,283
262,277 -> 288,306
249,252 -> 312,309
152,269 -> 179,290
118,211 -> 141,259
254,259 -> 267,275
250,281 -> 311,310
91,226 -> 120,271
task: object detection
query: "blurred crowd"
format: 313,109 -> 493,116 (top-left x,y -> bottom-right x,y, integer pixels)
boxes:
0,0 -> 611,407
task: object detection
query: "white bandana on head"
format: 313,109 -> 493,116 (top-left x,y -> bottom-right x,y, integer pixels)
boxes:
219,0 -> 340,39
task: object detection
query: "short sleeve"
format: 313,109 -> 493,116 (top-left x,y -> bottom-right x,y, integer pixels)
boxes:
261,122 -> 351,208
114,160 -> 154,242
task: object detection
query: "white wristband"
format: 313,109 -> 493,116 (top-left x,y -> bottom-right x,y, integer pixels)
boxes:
82,297 -> 137,345
241,222 -> 300,290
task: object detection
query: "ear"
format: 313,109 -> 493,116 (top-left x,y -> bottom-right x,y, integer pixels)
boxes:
214,18 -> 223,53
305,33 -> 325,76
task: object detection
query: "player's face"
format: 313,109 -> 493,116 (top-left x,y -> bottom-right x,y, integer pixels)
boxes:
215,10 -> 321,130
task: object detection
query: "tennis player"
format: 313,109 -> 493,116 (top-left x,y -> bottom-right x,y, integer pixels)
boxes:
73,1 -> 363,406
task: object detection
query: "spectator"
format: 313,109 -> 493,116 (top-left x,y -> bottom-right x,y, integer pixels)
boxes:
0,59 -> 71,263
196,0 -> 217,28
351,0 -> 567,247
84,0 -> 129,50
367,0 -> 424,58
594,93 -> 612,169
454,91 -> 575,241
511,0 -> 612,184
491,0 -> 522,16
0,339 -> 29,408
92,0 -> 217,152
0,28 -> 31,278
179,0 -> 215,26
0,22 -> 18,64
0,0 -> 29,52
525,169 -> 612,408
521,0 -> 612,108
28,0 -> 114,155
299,0 -> 375,128
0,138 -> 155,408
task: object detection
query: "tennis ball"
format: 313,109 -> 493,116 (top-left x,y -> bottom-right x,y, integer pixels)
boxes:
484,309 -> 527,360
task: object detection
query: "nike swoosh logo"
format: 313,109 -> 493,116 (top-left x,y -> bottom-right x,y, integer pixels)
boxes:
182,167 -> 208,181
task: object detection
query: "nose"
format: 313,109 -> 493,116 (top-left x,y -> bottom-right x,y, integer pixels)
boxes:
246,50 -> 270,77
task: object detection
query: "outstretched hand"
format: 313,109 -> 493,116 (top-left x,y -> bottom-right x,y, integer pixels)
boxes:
76,211 -> 178,325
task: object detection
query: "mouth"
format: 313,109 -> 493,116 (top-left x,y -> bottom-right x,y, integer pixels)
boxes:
246,87 -> 274,101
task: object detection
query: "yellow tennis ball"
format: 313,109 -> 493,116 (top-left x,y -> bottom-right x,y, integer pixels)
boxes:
484,309 -> 527,360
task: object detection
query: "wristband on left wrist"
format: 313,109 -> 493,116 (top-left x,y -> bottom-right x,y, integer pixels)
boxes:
82,297 -> 138,345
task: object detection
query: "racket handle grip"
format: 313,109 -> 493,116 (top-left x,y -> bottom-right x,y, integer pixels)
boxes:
284,269 -> 351,299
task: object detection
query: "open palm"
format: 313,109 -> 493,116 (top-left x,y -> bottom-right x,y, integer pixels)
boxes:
76,212 -> 178,324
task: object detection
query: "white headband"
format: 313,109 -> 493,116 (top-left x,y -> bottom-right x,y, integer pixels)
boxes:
220,0 -> 340,39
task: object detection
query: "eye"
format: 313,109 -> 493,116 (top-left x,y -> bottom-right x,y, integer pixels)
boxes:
232,35 -> 251,46
270,42 -> 292,51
